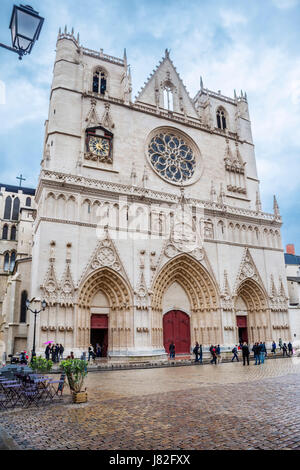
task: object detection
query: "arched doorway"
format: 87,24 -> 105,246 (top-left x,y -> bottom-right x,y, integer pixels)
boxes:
163,310 -> 191,355
77,267 -> 133,356
151,254 -> 221,349
235,278 -> 270,344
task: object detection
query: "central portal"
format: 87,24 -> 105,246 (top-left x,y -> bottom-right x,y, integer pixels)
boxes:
163,310 -> 191,355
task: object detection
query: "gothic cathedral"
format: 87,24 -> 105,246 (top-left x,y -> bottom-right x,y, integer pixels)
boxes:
29,29 -> 290,359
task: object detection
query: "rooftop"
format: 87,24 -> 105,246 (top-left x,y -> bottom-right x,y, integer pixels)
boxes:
285,253 -> 300,266
0,183 -> 35,196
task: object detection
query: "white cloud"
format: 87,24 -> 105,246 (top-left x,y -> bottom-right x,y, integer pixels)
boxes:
272,0 -> 299,9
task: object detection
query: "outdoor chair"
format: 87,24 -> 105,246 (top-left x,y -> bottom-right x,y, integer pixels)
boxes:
0,392 -> 8,411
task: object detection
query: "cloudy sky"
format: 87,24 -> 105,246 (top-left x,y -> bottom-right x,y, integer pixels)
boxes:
0,0 -> 299,252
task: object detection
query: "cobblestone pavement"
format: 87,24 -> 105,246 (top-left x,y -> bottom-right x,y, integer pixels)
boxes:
0,358 -> 300,450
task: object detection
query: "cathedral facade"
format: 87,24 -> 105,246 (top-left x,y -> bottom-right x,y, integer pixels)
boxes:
27,29 -> 290,360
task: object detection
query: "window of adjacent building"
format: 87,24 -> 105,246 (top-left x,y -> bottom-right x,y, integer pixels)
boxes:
216,108 -> 226,130
163,86 -> 174,111
12,197 -> 20,221
20,290 -> 28,323
92,70 -> 107,95
2,224 -> 8,239
3,196 -> 12,219
3,252 -> 9,271
26,197 -> 31,207
10,225 -> 16,241
10,251 -> 16,271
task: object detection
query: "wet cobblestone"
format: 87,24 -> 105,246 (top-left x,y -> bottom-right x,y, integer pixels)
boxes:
0,358 -> 300,450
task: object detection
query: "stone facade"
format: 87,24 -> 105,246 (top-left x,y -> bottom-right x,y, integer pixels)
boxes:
0,184 -> 35,359
3,29 -> 292,360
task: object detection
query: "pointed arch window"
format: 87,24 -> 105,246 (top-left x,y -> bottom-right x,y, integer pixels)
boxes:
4,196 -> 12,219
10,251 -> 16,272
25,197 -> 31,207
3,252 -> 9,272
20,290 -> 28,323
216,108 -> 226,130
2,224 -> 8,239
12,197 -> 20,221
10,225 -> 16,241
163,86 -> 174,111
92,69 -> 107,95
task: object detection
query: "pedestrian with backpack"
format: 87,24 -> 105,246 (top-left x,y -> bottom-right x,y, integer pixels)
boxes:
231,345 -> 239,362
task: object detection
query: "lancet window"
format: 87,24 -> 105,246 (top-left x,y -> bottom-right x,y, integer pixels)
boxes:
92,69 -> 107,95
163,86 -> 174,111
216,108 -> 226,130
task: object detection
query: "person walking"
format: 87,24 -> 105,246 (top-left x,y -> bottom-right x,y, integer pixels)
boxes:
169,342 -> 175,359
193,342 -> 200,362
271,341 -> 276,355
216,344 -> 222,364
252,342 -> 261,365
51,344 -> 56,362
241,342 -> 250,366
259,342 -> 266,364
279,338 -> 283,351
45,344 -> 50,360
288,342 -> 293,356
59,344 -> 64,361
55,343 -> 60,363
282,343 -> 289,357
210,345 -> 217,365
199,344 -> 203,364
96,343 -> 102,358
88,345 -> 95,362
231,345 -> 239,362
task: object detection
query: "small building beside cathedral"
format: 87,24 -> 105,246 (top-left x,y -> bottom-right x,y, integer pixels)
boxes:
0,183 -> 35,360
1,29 -> 292,361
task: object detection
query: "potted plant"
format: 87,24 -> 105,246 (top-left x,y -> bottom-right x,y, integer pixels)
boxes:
60,358 -> 88,403
30,355 -> 53,374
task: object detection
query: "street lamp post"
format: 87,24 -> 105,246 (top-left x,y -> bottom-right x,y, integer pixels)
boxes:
0,4 -> 44,60
26,298 -> 47,362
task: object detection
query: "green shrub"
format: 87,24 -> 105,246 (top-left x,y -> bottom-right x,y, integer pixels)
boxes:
30,356 -> 53,373
60,359 -> 88,393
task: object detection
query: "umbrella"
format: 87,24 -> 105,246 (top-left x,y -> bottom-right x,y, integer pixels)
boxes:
43,341 -> 54,345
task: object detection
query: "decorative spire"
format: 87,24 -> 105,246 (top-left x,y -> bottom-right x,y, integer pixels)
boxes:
273,195 -> 280,217
200,76 -> 203,90
131,162 -> 137,186
219,183 -> 225,205
210,181 -> 217,202
142,165 -> 149,188
256,191 -> 262,212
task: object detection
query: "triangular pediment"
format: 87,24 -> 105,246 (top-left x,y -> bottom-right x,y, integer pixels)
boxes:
234,248 -> 265,295
78,228 -> 130,288
135,50 -> 199,119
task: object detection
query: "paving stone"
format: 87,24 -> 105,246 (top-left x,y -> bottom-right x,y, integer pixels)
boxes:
0,358 -> 300,449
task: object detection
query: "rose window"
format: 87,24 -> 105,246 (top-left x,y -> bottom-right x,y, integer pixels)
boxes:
148,133 -> 196,183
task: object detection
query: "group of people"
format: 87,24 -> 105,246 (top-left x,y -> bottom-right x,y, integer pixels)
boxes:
87,343 -> 102,361
45,343 -> 64,362
168,338 -> 294,365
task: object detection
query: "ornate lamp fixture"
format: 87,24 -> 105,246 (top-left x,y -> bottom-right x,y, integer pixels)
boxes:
0,4 -> 44,60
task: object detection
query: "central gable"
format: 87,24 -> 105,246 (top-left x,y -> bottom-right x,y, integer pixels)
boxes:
135,50 -> 199,119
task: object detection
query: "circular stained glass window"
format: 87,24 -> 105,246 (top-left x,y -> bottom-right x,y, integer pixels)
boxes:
148,133 -> 196,184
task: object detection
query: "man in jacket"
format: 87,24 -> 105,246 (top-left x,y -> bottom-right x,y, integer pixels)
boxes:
231,345 -> 239,362
169,342 -> 175,359
241,342 -> 250,366
193,342 -> 200,362
252,342 -> 261,365
259,342 -> 266,364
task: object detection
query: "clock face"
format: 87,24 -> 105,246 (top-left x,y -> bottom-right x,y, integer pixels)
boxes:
88,136 -> 110,157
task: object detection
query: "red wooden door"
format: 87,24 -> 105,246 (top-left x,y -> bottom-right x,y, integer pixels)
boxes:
163,310 -> 191,354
